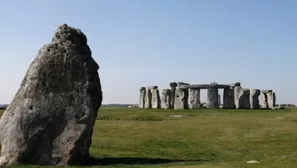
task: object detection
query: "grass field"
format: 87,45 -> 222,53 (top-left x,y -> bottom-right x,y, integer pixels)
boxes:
1,108 -> 297,168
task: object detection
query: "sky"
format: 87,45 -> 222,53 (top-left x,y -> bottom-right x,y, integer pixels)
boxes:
0,0 -> 296,105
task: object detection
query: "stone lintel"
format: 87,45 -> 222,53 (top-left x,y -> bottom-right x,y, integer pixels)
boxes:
262,90 -> 273,93
179,84 -> 231,89
230,82 -> 241,87
162,88 -> 171,93
250,89 -> 260,93
177,82 -> 190,86
241,88 -> 250,92
147,86 -> 158,89
170,82 -> 178,87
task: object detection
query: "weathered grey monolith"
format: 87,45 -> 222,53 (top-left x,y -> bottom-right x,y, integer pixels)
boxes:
145,87 -> 153,108
234,86 -> 242,108
250,89 -> 260,109
189,88 -> 201,109
237,89 -> 250,109
150,86 -> 161,109
0,24 -> 102,166
139,87 -> 146,108
267,91 -> 276,108
261,90 -> 271,109
207,87 -> 219,108
170,82 -> 177,109
223,88 -> 235,108
174,82 -> 189,109
161,89 -> 172,109
218,94 -> 221,106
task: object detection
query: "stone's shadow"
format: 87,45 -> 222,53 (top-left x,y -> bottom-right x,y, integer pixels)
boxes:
87,157 -> 198,165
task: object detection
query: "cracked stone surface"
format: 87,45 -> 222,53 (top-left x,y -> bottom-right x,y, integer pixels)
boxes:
0,24 -> 102,166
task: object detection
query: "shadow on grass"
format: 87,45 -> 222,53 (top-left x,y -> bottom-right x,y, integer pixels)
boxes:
87,156 -> 199,165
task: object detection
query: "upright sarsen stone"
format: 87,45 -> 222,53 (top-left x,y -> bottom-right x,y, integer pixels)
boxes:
170,82 -> 177,109
189,89 -> 201,109
144,87 -> 153,108
234,86 -> 242,109
150,86 -> 161,109
261,90 -> 272,109
223,88 -> 235,109
237,89 -> 250,109
0,24 -> 102,166
139,87 -> 146,108
250,89 -> 260,109
267,91 -> 276,108
207,87 -> 219,108
174,82 -> 189,109
161,89 -> 172,109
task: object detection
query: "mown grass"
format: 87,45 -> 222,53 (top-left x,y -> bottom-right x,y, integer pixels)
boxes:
1,108 -> 297,168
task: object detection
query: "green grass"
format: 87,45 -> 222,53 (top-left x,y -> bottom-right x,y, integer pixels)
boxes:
1,108 -> 297,168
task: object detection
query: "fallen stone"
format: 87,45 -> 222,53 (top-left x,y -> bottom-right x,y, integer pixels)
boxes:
170,115 -> 183,118
0,24 -> 102,166
246,160 -> 260,164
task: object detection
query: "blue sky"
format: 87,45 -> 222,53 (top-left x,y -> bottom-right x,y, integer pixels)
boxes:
0,0 -> 296,104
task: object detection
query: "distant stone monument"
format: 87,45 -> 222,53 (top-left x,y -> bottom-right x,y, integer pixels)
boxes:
138,81 -> 276,110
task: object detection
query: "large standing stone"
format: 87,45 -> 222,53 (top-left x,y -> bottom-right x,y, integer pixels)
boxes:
170,82 -> 177,109
207,87 -> 219,108
161,89 -> 172,109
218,94 -> 221,106
234,86 -> 242,108
237,89 -> 250,109
250,89 -> 260,109
223,88 -> 235,108
0,24 -> 102,166
261,90 -> 272,109
138,87 -> 146,108
144,87 -> 153,108
267,91 -> 276,108
189,88 -> 201,109
150,86 -> 161,109
174,82 -> 189,109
